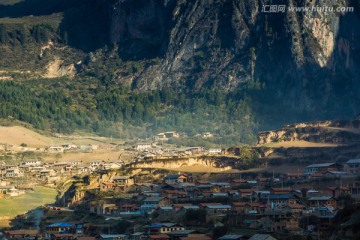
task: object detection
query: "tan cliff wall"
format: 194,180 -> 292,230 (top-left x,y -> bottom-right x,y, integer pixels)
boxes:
258,120 -> 360,145
127,156 -> 232,171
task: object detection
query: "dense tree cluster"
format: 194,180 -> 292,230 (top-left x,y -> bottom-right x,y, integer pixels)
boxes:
0,79 -> 258,144
0,81 -> 90,133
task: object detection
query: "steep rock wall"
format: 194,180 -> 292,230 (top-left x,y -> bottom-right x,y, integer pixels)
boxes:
128,156 -> 233,171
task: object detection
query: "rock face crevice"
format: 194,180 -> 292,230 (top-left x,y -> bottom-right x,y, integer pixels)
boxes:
109,0 -> 360,117
110,0 -> 176,60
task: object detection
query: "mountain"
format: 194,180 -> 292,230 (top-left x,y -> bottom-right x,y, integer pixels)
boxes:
0,0 -> 359,144
110,0 -> 360,115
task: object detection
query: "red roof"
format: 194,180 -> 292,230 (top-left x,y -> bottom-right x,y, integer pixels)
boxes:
172,204 -> 193,208
180,237 -> 212,240
199,203 -> 222,207
77,237 -> 97,240
289,204 -> 306,209
196,180 -> 210,184
52,234 -> 74,238
287,173 -> 305,177
257,177 -> 270,182
232,202 -> 260,207
231,179 -> 247,183
4,230 -> 40,236
121,204 -> 139,208
148,234 -> 170,239
310,172 -> 324,177
271,187 -> 291,192
164,190 -> 187,195
239,189 -> 253,193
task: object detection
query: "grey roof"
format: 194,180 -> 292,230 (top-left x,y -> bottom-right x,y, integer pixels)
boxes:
167,230 -> 196,235
198,184 -> 213,188
161,223 -> 181,227
113,176 -> 130,180
218,235 -> 245,240
211,193 -> 229,196
247,180 -> 258,184
148,222 -> 180,228
306,162 -> 338,168
307,189 -> 319,193
326,171 -> 347,175
130,232 -> 145,236
206,205 -> 231,209
144,197 -> 165,202
159,206 -> 173,210
182,206 -> 199,210
254,191 -> 271,194
267,193 -> 293,199
165,174 -> 181,179
347,159 -> 360,164
249,234 -> 277,240
308,196 -> 333,201
180,183 -> 196,187
210,182 -> 231,186
100,234 -> 127,239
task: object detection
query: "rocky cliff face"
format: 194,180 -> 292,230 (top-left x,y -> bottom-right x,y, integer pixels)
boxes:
257,119 -> 360,145
257,119 -> 360,164
127,156 -> 234,171
1,0 -> 360,130
109,0 -> 360,116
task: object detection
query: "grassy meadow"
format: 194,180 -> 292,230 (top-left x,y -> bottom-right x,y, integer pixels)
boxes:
0,186 -> 57,227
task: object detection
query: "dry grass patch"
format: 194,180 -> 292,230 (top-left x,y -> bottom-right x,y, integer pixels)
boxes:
261,140 -> 342,148
0,125 -> 54,147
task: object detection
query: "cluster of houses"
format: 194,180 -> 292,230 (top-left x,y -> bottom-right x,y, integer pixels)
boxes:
0,143 -> 98,154
0,159 -> 126,190
153,131 -> 215,140
132,131 -> 222,157
134,145 -> 223,160
0,180 -> 26,197
8,168 -> 358,239
303,160 -> 360,177
154,132 -> 180,141
80,158 -> 360,239
47,144 -> 98,153
1,221 -> 278,240
2,156 -> 360,238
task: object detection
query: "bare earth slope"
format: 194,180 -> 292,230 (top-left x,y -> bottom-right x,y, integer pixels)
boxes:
0,126 -> 53,147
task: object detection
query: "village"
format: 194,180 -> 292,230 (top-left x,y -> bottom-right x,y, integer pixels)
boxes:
0,129 -> 360,240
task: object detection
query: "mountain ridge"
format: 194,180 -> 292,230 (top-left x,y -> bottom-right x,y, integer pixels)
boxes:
0,0 -> 359,143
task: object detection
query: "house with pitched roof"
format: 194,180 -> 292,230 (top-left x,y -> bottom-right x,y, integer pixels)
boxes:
3,230 -> 41,240
45,222 -> 73,239
141,197 -> 169,213
345,159 -> 360,174
167,230 -> 209,240
249,234 -> 277,240
218,235 -> 246,240
304,163 -> 343,175
164,174 -> 188,184
99,234 -> 127,240
147,223 -> 185,235
324,187 -> 350,198
308,196 -> 336,209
